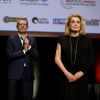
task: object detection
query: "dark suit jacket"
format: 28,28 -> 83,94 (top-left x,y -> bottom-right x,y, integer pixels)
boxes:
6,34 -> 39,80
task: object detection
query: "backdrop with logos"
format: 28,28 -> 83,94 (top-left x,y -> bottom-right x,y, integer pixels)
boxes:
0,0 -> 100,34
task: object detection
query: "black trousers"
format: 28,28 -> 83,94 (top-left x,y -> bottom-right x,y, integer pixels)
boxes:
8,78 -> 33,100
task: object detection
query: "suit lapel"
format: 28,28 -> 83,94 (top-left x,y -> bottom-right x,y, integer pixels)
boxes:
28,36 -> 32,46
15,34 -> 23,49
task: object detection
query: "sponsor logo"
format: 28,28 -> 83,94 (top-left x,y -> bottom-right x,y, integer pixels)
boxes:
53,18 -> 66,24
61,0 -> 96,9
41,0 -> 48,2
20,0 -> 48,5
32,17 -> 49,24
32,17 -> 39,24
86,19 -> 100,26
20,0 -> 39,1
3,16 -> 26,23
0,0 -> 11,3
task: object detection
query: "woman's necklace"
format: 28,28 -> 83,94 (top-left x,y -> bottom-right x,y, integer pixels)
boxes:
70,35 -> 79,65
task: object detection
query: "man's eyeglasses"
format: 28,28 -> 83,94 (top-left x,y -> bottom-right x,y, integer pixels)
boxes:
18,23 -> 27,26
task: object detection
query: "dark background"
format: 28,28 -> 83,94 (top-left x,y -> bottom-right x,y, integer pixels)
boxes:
0,36 -> 100,100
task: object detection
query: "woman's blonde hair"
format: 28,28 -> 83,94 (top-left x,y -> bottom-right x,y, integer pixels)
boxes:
64,14 -> 86,35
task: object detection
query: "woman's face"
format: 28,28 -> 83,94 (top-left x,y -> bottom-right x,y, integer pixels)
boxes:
69,16 -> 81,33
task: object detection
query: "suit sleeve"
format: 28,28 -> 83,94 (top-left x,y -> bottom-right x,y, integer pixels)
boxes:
26,38 -> 39,61
6,36 -> 25,60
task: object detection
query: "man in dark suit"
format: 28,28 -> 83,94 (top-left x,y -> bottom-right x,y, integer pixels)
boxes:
6,18 -> 39,100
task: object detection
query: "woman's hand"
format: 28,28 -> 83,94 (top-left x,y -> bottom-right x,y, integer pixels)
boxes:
65,72 -> 76,82
74,71 -> 84,81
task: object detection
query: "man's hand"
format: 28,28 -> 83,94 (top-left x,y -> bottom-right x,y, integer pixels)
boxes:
23,37 -> 31,52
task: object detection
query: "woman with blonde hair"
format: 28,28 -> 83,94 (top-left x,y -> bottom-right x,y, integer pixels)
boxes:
55,14 -> 94,100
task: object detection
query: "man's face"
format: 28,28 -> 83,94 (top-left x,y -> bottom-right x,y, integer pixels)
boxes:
17,19 -> 28,33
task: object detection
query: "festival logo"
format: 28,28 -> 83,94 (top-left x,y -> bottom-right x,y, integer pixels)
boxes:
61,0 -> 96,9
